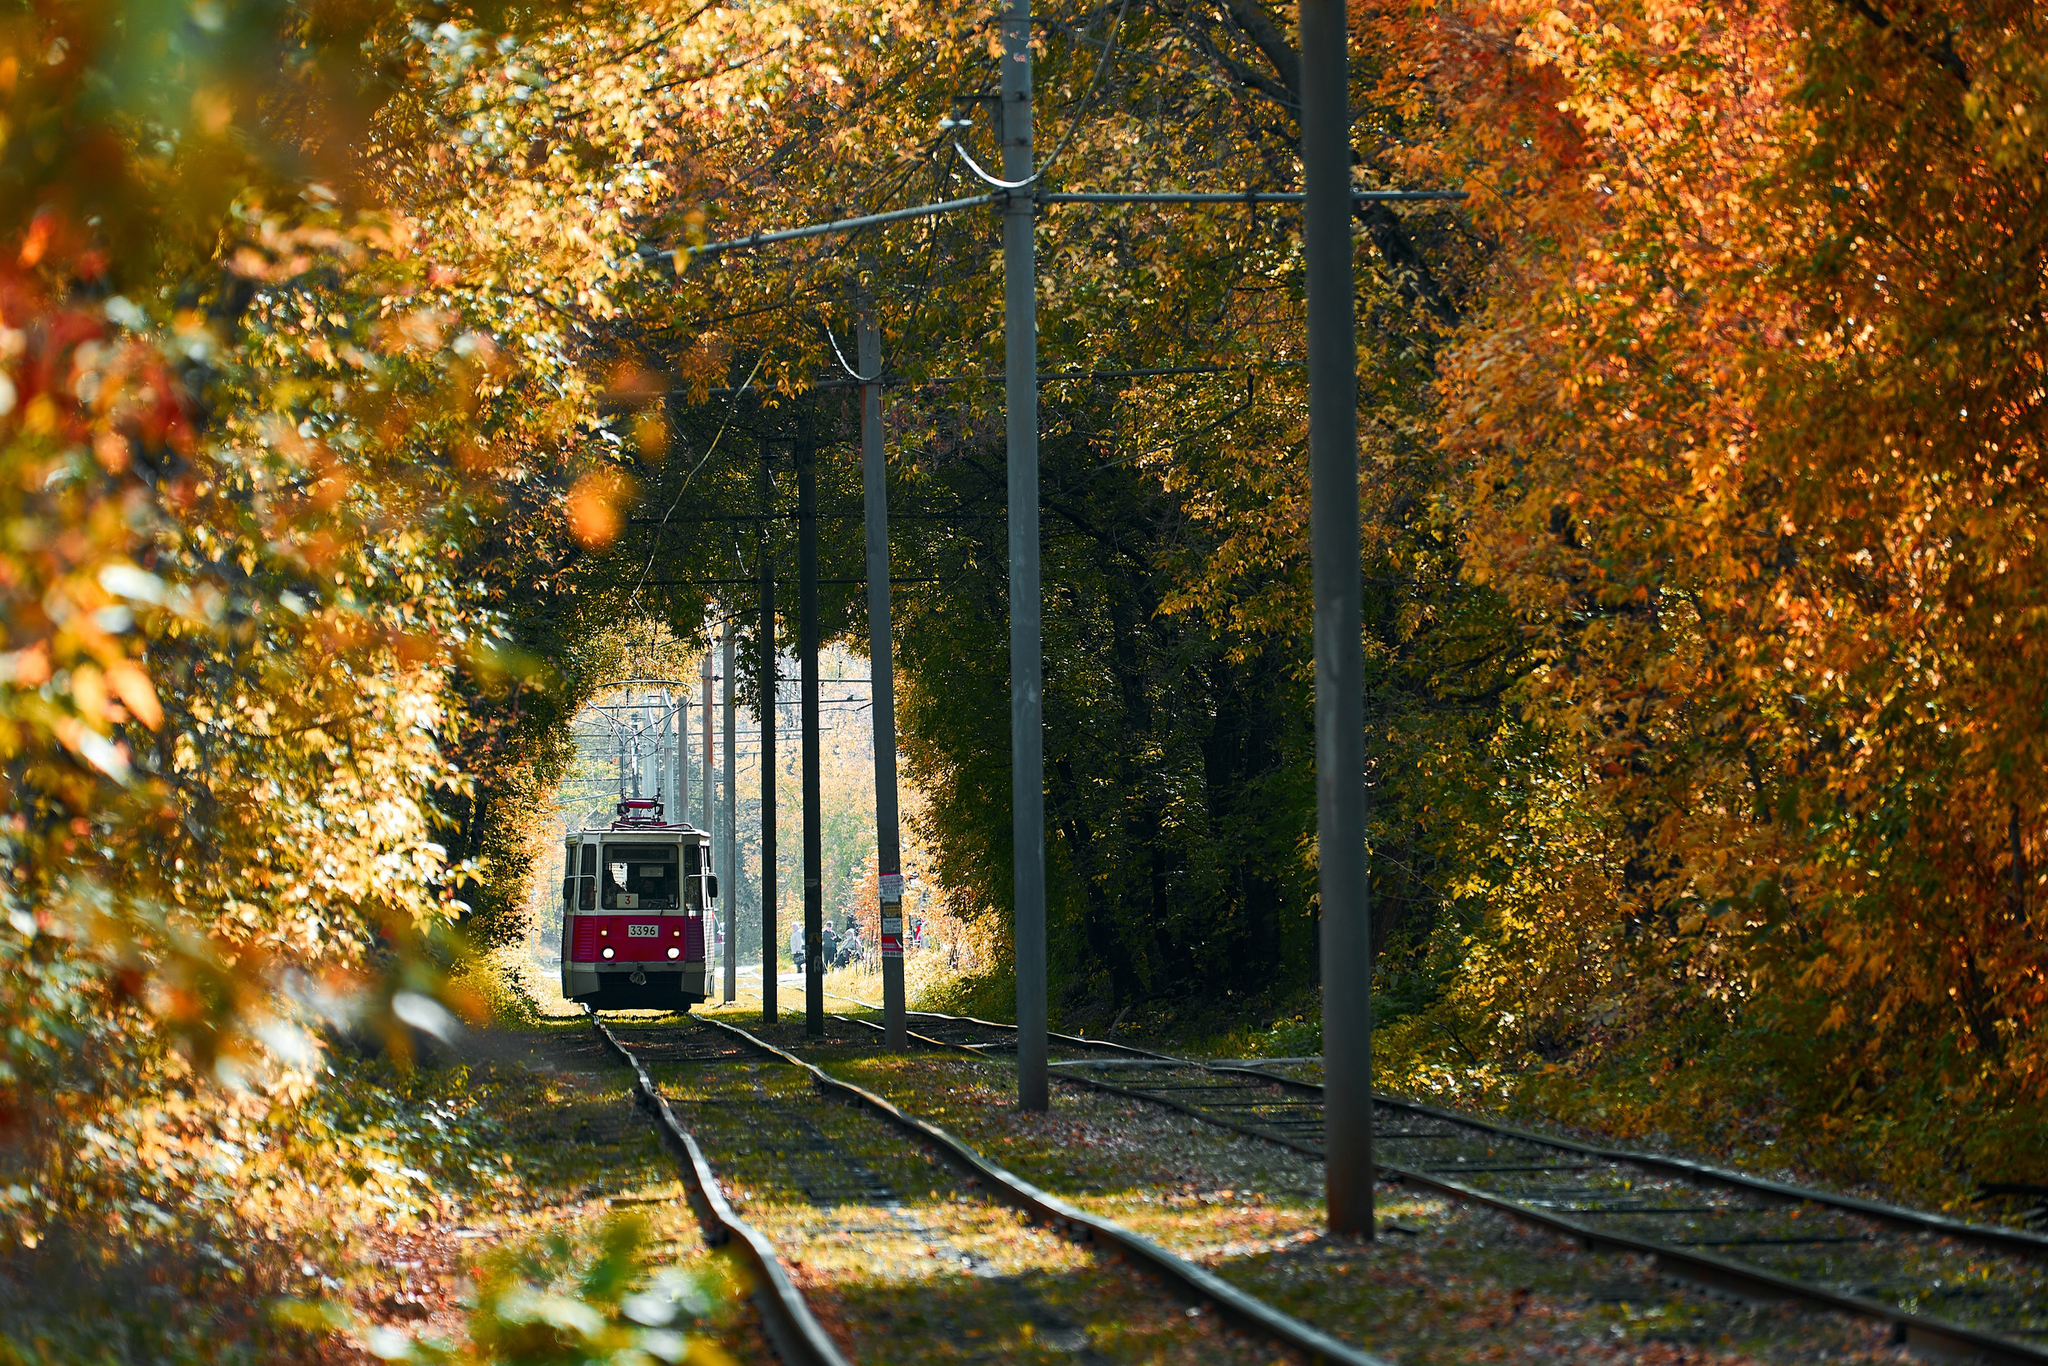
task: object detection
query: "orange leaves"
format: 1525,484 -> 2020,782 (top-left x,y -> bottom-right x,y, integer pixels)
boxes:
567,466 -> 634,548
16,212 -> 54,269
1421,0 -> 2048,1165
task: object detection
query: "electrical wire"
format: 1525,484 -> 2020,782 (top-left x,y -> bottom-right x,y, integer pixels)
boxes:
952,0 -> 1130,192
627,351 -> 767,608
823,319 -> 879,383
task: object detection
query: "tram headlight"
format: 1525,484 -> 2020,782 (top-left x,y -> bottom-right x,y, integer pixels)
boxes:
667,947 -> 680,959
601,946 -> 615,960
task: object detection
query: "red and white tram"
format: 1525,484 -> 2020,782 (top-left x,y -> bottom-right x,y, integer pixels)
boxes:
560,798 -> 715,1011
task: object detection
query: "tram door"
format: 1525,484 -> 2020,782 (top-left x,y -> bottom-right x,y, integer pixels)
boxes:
567,843 -> 595,908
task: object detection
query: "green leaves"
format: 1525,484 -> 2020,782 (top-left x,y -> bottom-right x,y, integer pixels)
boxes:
459,1217 -> 714,1366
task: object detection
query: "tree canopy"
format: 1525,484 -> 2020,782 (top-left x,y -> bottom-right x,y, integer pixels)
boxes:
4,0 -> 2044,1328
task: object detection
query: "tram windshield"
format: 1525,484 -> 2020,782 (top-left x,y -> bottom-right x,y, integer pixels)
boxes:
602,843 -> 679,909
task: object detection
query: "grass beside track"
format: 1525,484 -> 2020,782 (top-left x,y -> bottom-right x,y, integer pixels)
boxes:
332,1021 -> 766,1362
637,1023 -> 1291,1365
716,1010 -> 1918,1366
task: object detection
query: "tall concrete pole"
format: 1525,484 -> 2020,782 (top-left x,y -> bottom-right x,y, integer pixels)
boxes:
701,646 -> 714,982
860,309 -> 908,1047
701,650 -> 714,833
1302,0 -> 1374,1238
617,688 -> 629,800
1001,0 -> 1047,1114
759,446 -> 778,1024
652,701 -> 664,810
798,437 -> 825,1038
721,611 -> 738,1004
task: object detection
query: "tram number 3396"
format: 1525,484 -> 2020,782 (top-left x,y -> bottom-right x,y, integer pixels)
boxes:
627,924 -> 659,938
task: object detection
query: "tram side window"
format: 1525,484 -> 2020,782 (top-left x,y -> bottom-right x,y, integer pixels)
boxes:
684,844 -> 703,912
578,843 -> 597,909
602,844 -> 679,910
561,842 -> 575,905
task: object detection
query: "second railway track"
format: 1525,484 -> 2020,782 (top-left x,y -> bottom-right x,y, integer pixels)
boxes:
841,1006 -> 2048,1365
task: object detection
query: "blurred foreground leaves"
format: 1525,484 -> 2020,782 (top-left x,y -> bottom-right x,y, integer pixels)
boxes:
0,0 -> 649,1315
279,1214 -> 738,1366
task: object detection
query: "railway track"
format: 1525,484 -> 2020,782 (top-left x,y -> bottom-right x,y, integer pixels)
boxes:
590,1009 -> 1387,1365
840,1006 -> 2048,1366
586,1010 -> 853,1365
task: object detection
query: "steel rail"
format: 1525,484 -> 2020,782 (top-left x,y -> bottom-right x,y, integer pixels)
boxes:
853,1010 -> 2047,1363
836,1000 -> 1173,1062
692,1013 -> 1391,1366
1212,1063 -> 2048,1262
1385,1166 -> 2048,1366
891,1008 -> 2048,1260
584,1009 -> 852,1366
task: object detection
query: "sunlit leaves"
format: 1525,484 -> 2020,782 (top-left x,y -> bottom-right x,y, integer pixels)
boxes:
1411,0 -> 2048,1190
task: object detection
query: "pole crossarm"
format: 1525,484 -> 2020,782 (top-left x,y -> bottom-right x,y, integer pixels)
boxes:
1042,190 -> 1462,204
657,188 -> 1464,263
630,576 -> 943,587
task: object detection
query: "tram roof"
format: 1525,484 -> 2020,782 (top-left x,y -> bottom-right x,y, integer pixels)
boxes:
570,821 -> 706,836
568,799 -> 707,837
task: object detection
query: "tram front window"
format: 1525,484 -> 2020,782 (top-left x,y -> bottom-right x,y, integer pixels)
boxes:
601,844 -> 678,909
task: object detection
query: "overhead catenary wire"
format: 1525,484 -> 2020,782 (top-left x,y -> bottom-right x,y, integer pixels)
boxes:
662,193 -> 998,266
627,351 -> 768,608
673,362 -> 1280,400
948,0 -> 1132,192
823,319 -> 877,384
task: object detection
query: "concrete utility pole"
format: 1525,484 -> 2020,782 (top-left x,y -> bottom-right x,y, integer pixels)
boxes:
661,698 -> 674,809
617,687 -> 630,797
701,650 -> 713,832
1301,0 -> 1374,1238
860,308 -> 908,1047
722,611 -> 738,1004
651,699 -> 662,808
701,647 -> 714,984
799,437 -> 825,1038
677,689 -> 689,818
1002,0 -> 1047,1113
759,444 -> 778,1024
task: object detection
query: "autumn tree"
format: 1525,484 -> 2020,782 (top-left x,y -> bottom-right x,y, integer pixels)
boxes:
1409,0 -> 2048,1196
